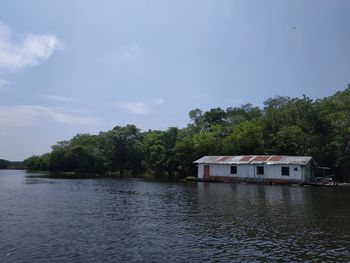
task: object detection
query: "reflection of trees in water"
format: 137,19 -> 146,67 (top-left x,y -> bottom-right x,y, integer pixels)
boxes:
194,183 -> 350,261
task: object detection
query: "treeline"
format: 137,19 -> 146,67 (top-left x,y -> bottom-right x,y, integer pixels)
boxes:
0,159 -> 24,169
25,86 -> 350,181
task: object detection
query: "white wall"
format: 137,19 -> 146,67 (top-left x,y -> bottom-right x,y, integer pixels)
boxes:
237,165 -> 255,178
264,165 -> 302,181
198,164 -> 255,178
197,163 -> 304,182
209,164 -> 231,177
197,164 -> 204,178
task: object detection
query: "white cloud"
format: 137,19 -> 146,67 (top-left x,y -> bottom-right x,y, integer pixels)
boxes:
40,94 -> 75,103
115,98 -> 164,115
121,44 -> 141,62
153,98 -> 165,105
116,102 -> 150,115
0,79 -> 10,91
0,105 -> 40,127
0,105 -> 100,127
0,21 -> 62,72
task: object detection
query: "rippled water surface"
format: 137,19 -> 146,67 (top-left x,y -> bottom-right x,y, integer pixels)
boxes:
1,170 -> 350,262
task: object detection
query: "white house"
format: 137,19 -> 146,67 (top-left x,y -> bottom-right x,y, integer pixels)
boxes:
194,155 -> 316,184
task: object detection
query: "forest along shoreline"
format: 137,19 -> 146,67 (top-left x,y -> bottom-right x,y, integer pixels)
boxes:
4,85 -> 350,182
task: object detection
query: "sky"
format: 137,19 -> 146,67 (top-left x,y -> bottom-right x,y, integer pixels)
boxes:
0,0 -> 349,161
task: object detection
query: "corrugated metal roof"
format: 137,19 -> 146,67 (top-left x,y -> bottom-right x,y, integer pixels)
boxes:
194,155 -> 313,165
217,156 -> 231,162
240,156 -> 254,162
251,156 -> 270,162
269,156 -> 283,162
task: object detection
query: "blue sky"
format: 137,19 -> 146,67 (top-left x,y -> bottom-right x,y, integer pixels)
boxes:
0,0 -> 349,160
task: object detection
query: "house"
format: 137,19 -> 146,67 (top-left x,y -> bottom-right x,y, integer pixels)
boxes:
194,155 -> 316,184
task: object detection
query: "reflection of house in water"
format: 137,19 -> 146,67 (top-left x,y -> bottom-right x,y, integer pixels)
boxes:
194,155 -> 317,184
195,183 -> 306,218
263,186 -> 304,206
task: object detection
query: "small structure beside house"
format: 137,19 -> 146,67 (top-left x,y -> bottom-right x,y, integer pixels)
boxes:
194,155 -> 316,184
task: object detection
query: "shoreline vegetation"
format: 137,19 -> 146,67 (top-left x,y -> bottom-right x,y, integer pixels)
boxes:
0,159 -> 24,170
3,86 -> 350,182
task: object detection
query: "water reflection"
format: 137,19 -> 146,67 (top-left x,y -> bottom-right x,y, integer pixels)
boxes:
195,182 -> 350,261
1,170 -> 350,262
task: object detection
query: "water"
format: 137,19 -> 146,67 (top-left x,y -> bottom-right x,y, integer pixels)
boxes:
1,170 -> 350,262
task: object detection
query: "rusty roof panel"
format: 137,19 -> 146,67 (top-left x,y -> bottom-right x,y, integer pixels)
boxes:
240,156 -> 254,162
268,156 -> 283,162
252,156 -> 270,162
217,156 -> 231,162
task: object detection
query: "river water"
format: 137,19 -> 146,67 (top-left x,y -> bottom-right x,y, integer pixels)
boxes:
1,170 -> 350,262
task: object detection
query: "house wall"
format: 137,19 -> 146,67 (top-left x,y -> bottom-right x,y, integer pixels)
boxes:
301,163 -> 316,183
197,163 -> 305,182
197,164 -> 255,178
197,164 -> 204,178
263,165 -> 302,181
237,164 -> 255,178
208,164 -> 231,177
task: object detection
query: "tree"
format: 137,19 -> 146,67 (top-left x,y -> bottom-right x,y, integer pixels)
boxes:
191,124 -> 225,157
141,131 -> 168,177
202,108 -> 226,131
272,125 -> 309,155
224,120 -> 264,154
0,159 -> 9,169
101,125 -> 142,176
173,129 -> 197,176
25,154 -> 50,171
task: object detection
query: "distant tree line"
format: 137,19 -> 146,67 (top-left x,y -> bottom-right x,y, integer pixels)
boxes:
0,159 -> 24,169
24,86 -> 350,181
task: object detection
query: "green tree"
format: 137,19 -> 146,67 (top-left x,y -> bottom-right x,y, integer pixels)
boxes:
101,125 -> 142,176
0,159 -> 9,169
272,125 -> 309,155
141,130 -> 168,177
225,120 -> 264,154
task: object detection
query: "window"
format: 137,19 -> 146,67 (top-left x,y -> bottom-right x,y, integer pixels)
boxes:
230,166 -> 237,174
282,166 -> 290,176
294,167 -> 298,171
257,166 -> 264,175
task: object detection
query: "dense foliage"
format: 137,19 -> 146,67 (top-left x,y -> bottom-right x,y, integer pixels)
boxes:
25,86 -> 350,181
0,159 -> 24,169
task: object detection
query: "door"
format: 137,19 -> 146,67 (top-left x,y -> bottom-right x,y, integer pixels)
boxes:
203,165 -> 210,179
